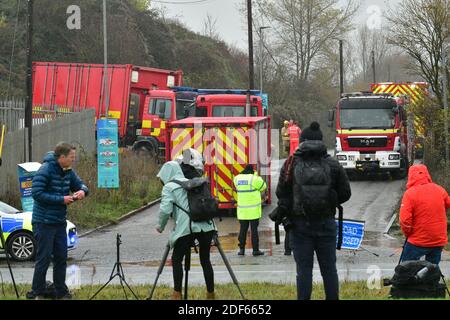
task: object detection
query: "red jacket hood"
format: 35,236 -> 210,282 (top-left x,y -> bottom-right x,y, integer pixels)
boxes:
406,165 -> 432,189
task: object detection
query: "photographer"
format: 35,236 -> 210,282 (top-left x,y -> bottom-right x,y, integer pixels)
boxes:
31,142 -> 89,300
275,122 -> 351,300
155,161 -> 217,300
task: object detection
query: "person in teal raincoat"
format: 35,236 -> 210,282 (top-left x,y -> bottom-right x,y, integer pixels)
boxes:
156,161 -> 217,300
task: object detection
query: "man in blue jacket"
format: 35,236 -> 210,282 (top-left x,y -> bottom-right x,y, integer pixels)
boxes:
31,142 -> 89,300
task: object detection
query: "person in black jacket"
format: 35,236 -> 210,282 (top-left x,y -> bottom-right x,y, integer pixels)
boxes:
276,122 -> 351,300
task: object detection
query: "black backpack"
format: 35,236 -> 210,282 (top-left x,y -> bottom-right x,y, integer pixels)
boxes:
171,177 -> 218,223
386,260 -> 448,299
293,158 -> 333,216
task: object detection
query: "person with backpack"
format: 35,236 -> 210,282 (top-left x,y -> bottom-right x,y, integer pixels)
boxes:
233,164 -> 267,256
399,164 -> 450,264
155,161 -> 217,300
276,122 -> 351,300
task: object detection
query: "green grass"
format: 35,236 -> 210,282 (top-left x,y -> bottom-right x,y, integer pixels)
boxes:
66,151 -> 162,231
1,281 -> 448,300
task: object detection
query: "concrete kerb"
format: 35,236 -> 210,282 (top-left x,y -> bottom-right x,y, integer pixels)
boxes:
78,198 -> 161,238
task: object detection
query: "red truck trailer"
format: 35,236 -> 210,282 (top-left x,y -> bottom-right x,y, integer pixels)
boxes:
32,62 -> 183,149
166,117 -> 271,210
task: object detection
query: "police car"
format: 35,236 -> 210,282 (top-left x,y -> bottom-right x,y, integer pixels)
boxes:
0,201 -> 78,261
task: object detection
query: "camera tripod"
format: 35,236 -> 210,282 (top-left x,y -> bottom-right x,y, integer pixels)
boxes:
0,222 -> 19,298
90,234 -> 139,300
147,231 -> 246,300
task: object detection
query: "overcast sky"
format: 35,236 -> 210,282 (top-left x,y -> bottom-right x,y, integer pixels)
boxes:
152,0 -> 402,50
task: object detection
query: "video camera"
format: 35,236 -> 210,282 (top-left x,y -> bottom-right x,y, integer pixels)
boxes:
269,206 -> 293,232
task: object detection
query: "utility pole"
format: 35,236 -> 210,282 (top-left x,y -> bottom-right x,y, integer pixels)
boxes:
103,0 -> 110,117
339,40 -> 344,96
247,0 -> 255,90
371,50 -> 376,84
442,46 -> 449,170
25,0 -> 34,161
259,26 -> 270,93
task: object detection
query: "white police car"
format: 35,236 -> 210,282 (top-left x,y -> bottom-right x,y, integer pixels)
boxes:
0,201 -> 78,261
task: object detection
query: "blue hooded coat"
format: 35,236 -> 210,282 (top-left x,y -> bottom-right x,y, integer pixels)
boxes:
32,152 -> 89,224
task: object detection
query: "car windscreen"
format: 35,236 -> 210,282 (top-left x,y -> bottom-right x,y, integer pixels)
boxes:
339,99 -> 396,129
0,201 -> 20,214
212,106 -> 258,117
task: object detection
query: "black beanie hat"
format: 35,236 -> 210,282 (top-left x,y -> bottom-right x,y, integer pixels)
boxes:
300,122 -> 323,142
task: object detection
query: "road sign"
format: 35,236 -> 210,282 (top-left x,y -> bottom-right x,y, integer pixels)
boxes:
336,219 -> 365,250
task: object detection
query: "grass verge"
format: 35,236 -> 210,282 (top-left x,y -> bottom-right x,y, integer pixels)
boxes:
1,281 -> 449,300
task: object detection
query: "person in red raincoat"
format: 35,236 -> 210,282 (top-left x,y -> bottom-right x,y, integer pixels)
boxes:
288,121 -> 302,156
399,164 -> 450,264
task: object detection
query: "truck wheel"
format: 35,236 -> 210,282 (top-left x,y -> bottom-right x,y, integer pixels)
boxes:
133,143 -> 156,158
391,158 -> 409,180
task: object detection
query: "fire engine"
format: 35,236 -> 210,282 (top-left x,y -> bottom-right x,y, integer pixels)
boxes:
329,91 -> 412,179
140,88 -> 266,158
166,117 -> 271,211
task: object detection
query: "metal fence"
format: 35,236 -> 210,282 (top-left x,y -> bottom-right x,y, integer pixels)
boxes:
0,98 -> 73,133
0,98 -> 24,132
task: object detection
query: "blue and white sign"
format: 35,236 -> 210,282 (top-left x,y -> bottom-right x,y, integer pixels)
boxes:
17,162 -> 42,212
260,93 -> 269,112
97,119 -> 120,188
335,219 -> 365,250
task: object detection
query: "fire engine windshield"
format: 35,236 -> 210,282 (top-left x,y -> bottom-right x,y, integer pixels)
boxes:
149,99 -> 172,120
339,99 -> 396,129
212,106 -> 258,117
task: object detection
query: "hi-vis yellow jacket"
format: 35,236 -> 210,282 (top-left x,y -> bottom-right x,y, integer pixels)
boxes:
233,173 -> 267,220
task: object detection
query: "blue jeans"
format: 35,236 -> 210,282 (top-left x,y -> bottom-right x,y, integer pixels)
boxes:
401,242 -> 443,265
31,223 -> 69,298
290,217 -> 339,300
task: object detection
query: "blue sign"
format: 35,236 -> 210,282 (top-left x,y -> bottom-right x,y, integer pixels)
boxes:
97,119 -> 120,188
17,162 -> 42,212
260,93 -> 269,111
335,219 -> 365,250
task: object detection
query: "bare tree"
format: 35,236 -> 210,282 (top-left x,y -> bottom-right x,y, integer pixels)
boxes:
202,13 -> 220,40
386,0 -> 449,106
255,0 -> 359,82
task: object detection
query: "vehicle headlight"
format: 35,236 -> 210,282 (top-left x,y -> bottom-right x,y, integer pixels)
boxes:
389,154 -> 400,160
337,155 -> 347,161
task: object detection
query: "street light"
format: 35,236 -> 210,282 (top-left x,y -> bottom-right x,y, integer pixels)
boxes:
259,26 -> 270,93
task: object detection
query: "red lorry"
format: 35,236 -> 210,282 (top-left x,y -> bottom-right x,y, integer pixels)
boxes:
166,117 -> 271,210
329,91 -> 413,179
32,62 -> 183,152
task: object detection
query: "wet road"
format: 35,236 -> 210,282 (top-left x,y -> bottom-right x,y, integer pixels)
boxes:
3,158 -> 449,292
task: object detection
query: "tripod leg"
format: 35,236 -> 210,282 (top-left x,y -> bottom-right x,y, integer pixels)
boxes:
118,264 -> 140,300
148,242 -> 171,300
89,274 -> 118,300
119,275 -> 129,300
184,246 -> 191,300
214,235 -> 246,300
0,224 -> 19,298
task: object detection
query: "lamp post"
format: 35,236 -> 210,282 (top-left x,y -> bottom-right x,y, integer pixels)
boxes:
259,26 -> 270,93
25,0 -> 34,161
247,0 -> 255,90
102,0 -> 110,117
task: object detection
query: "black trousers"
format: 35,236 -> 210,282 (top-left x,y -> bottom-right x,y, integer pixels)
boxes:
238,219 -> 260,251
172,231 -> 215,293
290,217 -> 338,300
